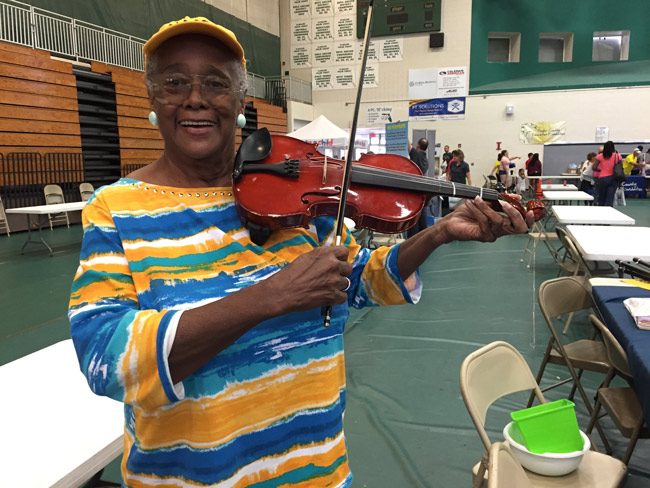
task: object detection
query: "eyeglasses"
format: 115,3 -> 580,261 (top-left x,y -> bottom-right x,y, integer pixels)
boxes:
149,73 -> 242,106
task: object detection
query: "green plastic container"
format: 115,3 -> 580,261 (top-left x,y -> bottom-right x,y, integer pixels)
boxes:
510,399 -> 583,454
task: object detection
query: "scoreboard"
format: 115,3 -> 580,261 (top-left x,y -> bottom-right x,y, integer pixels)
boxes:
356,0 -> 441,39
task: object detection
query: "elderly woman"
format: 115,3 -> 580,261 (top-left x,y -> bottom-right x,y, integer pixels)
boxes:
69,17 -> 531,487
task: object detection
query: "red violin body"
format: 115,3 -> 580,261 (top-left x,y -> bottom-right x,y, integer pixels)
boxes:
232,130 -> 545,237
234,135 -> 427,234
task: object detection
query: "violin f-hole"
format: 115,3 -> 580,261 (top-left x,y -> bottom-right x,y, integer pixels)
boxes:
301,188 -> 341,204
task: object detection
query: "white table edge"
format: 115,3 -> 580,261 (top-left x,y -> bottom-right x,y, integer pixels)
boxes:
550,207 -> 635,225
53,436 -> 123,488
542,191 -> 594,200
565,225 -> 650,261
6,202 -> 86,214
556,217 -> 635,225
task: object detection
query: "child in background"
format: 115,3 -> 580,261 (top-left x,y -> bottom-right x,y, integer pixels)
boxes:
515,168 -> 529,195
579,152 -> 597,195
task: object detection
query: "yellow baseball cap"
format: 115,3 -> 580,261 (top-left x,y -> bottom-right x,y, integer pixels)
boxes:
144,16 -> 246,68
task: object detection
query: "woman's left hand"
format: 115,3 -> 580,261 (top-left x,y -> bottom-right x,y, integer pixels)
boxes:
437,196 -> 533,243
395,196 -> 533,280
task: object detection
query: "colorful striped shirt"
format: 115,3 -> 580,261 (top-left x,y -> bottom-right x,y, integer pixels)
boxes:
69,178 -> 419,487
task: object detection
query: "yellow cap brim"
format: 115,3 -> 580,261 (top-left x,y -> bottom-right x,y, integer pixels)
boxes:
144,17 -> 245,68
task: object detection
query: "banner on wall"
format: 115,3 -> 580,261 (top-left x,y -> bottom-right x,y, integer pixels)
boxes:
334,41 -> 356,64
408,66 -> 467,100
312,67 -> 334,90
595,126 -> 609,142
408,68 -> 437,100
332,65 -> 355,89
335,0 -> 355,14
291,0 -> 311,18
362,63 -> 378,87
379,38 -> 402,61
312,43 -> 334,65
436,66 -> 467,97
408,98 -> 466,120
519,121 -> 567,144
312,0 -> 334,17
355,41 -> 378,64
291,45 -> 312,68
365,105 -> 393,127
385,121 -> 409,158
335,15 -> 355,39
312,18 -> 334,40
291,20 -> 311,43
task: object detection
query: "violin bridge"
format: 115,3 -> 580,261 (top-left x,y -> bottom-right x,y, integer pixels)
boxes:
322,155 -> 327,184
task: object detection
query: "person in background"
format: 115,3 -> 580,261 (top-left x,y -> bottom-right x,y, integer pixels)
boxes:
427,165 -> 443,223
441,144 -> 453,173
526,153 -> 542,177
498,149 -> 520,189
592,140 -> 621,206
622,148 -> 642,175
409,137 -> 429,175
490,152 -> 502,178
526,153 -> 542,195
407,137 -> 430,236
447,149 -> 472,185
635,146 -> 647,174
524,152 -> 534,171
579,152 -> 597,203
514,168 -> 529,195
445,150 -> 472,212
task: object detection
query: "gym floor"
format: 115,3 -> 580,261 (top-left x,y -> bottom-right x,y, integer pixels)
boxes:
1,200 -> 649,487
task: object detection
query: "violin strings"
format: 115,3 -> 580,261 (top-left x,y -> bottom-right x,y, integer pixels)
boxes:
301,155 -> 500,200
350,164 -> 500,201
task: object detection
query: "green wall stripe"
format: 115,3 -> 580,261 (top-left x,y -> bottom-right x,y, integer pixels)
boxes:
470,0 -> 650,93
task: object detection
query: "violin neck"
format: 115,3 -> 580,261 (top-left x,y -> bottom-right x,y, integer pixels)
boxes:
350,165 -> 500,202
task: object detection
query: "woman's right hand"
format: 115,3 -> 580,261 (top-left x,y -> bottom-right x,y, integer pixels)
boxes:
264,246 -> 352,313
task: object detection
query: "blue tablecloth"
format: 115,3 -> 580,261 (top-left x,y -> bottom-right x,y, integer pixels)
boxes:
591,280 -> 650,422
623,175 -> 647,198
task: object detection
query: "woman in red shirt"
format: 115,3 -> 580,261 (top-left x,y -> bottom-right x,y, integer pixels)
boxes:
592,140 -> 621,206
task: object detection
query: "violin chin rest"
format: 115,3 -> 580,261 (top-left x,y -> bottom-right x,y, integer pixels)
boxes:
233,128 -> 272,179
245,220 -> 272,246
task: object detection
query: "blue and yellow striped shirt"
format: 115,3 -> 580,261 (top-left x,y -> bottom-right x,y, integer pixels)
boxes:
69,178 -> 419,487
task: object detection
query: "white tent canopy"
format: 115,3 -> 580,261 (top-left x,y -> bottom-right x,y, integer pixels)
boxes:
287,114 -> 349,141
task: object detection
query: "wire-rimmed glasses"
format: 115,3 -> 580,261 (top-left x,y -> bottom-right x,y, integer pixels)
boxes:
148,73 -> 242,106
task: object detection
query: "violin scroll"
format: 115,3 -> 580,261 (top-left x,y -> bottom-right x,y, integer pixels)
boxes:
497,193 -> 546,221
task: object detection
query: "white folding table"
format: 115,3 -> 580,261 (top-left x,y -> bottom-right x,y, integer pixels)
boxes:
565,225 -> 650,261
543,190 -> 594,203
6,201 -> 86,255
551,206 -> 635,226
541,184 -> 578,191
0,340 -> 124,488
542,191 -> 594,230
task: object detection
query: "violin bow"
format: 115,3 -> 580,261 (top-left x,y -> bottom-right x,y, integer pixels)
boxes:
323,0 -> 375,327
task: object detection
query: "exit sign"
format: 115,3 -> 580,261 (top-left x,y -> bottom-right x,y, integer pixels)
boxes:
357,0 -> 441,39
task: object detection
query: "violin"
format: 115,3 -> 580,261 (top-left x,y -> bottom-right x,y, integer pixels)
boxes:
232,128 -> 545,244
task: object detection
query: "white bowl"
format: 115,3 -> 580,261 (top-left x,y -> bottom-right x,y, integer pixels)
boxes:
503,422 -> 590,476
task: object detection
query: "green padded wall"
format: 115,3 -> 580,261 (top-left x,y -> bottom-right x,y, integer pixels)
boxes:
470,0 -> 650,94
20,0 -> 280,76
